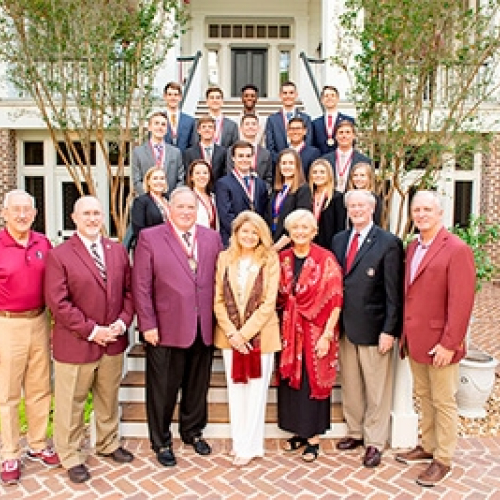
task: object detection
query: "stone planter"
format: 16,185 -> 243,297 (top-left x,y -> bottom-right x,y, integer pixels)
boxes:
457,350 -> 498,419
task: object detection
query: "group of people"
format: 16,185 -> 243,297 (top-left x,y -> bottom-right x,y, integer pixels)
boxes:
0,78 -> 476,490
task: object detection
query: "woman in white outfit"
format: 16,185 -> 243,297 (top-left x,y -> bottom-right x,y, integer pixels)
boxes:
214,211 -> 281,467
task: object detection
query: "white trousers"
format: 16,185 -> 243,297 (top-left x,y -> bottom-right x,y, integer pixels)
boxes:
222,350 -> 274,459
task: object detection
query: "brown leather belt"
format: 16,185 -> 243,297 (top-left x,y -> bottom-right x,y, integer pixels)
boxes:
0,307 -> 45,319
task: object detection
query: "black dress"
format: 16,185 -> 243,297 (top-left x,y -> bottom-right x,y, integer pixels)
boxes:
277,256 -> 331,438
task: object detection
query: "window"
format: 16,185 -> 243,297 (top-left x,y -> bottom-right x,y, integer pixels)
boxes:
280,51 -> 291,84
108,176 -> 131,237
24,177 -> 45,234
62,181 -> 89,231
108,141 -> 130,166
454,181 -> 473,227
24,142 -> 44,165
57,141 -> 96,166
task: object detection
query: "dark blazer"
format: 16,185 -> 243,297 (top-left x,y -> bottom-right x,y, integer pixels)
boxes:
322,149 -> 372,181
45,235 -> 134,364
217,117 -> 239,149
226,145 -> 273,193
265,110 -> 312,164
132,141 -> 184,197
401,227 -> 475,365
131,193 -> 167,239
299,145 -> 321,179
313,190 -> 344,249
312,112 -> 355,155
215,173 -> 269,247
270,183 -> 313,243
132,223 -> 222,347
334,191 -> 383,233
183,143 -> 227,183
164,112 -> 197,152
332,225 -> 403,346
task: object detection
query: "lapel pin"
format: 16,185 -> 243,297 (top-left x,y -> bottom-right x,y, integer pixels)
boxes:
367,267 -> 375,277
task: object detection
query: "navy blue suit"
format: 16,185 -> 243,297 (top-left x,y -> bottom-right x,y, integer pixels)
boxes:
164,112 -> 197,152
215,173 -> 269,247
322,149 -> 372,189
299,145 -> 321,179
183,143 -> 228,182
312,112 -> 355,155
265,110 -> 312,165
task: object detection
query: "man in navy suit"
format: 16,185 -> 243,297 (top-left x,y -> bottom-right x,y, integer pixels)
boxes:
287,117 -> 320,179
215,140 -> 269,247
163,82 -> 197,151
183,117 -> 227,182
265,81 -> 312,165
312,85 -> 355,155
322,120 -> 371,192
206,86 -> 239,149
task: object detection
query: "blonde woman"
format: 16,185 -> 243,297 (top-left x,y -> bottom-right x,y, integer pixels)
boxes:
214,211 -> 281,467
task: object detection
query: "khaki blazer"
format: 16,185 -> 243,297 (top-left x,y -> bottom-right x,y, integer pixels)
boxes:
214,249 -> 281,353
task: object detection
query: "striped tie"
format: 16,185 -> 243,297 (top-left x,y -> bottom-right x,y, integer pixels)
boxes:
90,242 -> 107,281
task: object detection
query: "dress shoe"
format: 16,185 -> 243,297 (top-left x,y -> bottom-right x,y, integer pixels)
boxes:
99,446 -> 134,464
416,459 -> 451,487
336,437 -> 364,451
395,445 -> 433,465
192,437 -> 211,456
67,464 -> 90,484
157,446 -> 176,467
232,456 -> 253,467
363,446 -> 382,467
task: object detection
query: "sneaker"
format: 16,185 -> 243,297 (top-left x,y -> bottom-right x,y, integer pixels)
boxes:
1,459 -> 21,485
395,445 -> 433,464
27,447 -> 61,468
416,459 -> 451,487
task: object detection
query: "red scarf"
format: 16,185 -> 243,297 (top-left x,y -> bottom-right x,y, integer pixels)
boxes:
278,244 -> 343,399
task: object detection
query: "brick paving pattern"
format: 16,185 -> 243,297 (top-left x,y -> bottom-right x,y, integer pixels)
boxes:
1,284 -> 499,499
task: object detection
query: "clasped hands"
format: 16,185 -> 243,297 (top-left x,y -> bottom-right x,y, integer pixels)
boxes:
94,320 -> 124,346
228,331 -> 252,355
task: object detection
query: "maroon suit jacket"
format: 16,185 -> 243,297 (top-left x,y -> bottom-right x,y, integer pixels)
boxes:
132,223 -> 222,347
45,234 -> 134,364
401,227 -> 475,365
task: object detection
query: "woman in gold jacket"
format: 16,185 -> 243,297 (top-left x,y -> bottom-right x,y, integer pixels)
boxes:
214,211 -> 281,467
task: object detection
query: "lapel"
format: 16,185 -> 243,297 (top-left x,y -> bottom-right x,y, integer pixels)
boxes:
70,234 -> 107,291
143,141 -> 156,167
230,173 -> 251,207
164,223 -> 196,283
346,225 -> 377,275
409,227 -> 448,285
226,258 -> 261,316
102,237 -> 115,295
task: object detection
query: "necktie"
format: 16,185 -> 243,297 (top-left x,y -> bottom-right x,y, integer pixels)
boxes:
327,114 -> 333,128
205,146 -> 212,161
243,176 -> 250,189
182,231 -> 191,247
154,143 -> 163,162
171,113 -> 177,128
90,242 -> 107,281
345,232 -> 359,273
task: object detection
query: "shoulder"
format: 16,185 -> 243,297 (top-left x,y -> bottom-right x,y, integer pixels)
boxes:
165,143 -> 181,156
354,150 -> 371,163
31,231 -> 52,250
133,142 -> 148,153
322,152 -> 335,164
312,115 -> 323,126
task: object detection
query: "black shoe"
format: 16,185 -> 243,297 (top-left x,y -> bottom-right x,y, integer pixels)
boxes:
157,446 -> 176,467
99,446 -> 134,464
336,437 -> 364,451
363,446 -> 382,468
192,437 -> 211,456
67,464 -> 90,484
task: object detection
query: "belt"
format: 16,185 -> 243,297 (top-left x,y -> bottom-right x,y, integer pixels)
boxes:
0,307 -> 45,319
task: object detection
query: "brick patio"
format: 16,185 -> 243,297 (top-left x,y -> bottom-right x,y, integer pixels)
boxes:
1,284 -> 499,499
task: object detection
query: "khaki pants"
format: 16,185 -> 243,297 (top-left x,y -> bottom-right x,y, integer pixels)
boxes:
409,358 -> 459,467
0,313 -> 51,460
54,353 -> 123,469
339,336 -> 394,449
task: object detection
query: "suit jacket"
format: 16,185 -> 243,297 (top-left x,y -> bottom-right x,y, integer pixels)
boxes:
183,143 -> 227,182
45,234 -> 134,364
226,145 -> 273,193
132,223 -> 222,347
312,112 -> 355,155
217,117 -> 239,149
164,111 -> 197,152
215,173 -> 269,247
265,110 -> 312,164
332,225 -> 403,345
213,250 -> 281,353
132,141 -> 184,197
322,149 -> 372,190
401,227 -> 475,365
299,145 -> 321,179
270,183 -> 313,243
131,193 -> 167,239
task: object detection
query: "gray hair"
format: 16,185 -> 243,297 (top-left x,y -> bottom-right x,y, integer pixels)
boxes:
169,186 -> 198,207
3,189 -> 36,209
284,209 -> 318,233
411,190 -> 442,210
344,189 -> 376,208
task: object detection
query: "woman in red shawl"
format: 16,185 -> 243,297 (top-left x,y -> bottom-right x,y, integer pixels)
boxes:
278,209 -> 342,462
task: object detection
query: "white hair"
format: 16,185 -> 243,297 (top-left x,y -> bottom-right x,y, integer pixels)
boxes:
411,190 -> 442,210
170,186 -> 198,207
344,189 -> 376,208
284,209 -> 318,232
3,189 -> 36,209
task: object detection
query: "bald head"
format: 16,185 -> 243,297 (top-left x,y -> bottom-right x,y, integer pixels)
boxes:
72,196 -> 104,241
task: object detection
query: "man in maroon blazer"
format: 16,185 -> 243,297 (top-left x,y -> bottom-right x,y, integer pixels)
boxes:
132,187 -> 222,467
396,190 -> 475,487
45,196 -> 134,484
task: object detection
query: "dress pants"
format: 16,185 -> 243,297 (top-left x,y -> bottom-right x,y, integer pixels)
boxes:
222,350 -> 274,459
339,336 -> 393,449
54,353 -> 124,469
146,331 -> 213,451
0,313 -> 51,460
409,358 -> 459,467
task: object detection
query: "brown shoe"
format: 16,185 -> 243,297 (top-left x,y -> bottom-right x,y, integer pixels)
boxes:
395,445 -> 433,464
336,437 -> 364,451
363,446 -> 382,467
416,460 -> 451,487
99,446 -> 134,464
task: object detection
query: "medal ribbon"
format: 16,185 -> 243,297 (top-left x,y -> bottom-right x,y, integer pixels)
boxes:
313,191 -> 327,221
169,221 -> 197,262
196,191 -> 216,229
233,169 -> 255,205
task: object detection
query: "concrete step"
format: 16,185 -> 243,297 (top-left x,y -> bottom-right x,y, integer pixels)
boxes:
195,98 -> 306,118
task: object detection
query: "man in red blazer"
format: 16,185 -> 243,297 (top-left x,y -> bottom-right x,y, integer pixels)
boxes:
396,190 -> 475,487
45,196 -> 135,484
132,187 -> 222,467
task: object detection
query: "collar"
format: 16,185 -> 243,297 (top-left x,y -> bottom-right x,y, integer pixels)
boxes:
76,232 -> 103,252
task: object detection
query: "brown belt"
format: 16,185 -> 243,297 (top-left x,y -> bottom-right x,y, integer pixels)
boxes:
0,307 -> 45,319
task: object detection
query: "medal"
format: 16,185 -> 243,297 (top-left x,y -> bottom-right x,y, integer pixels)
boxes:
327,138 -> 334,146
188,258 -> 197,272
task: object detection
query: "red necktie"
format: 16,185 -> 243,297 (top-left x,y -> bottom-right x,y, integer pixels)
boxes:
345,232 -> 359,272
327,114 -> 333,128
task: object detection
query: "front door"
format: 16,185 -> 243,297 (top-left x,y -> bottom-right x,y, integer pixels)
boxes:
231,48 -> 268,97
